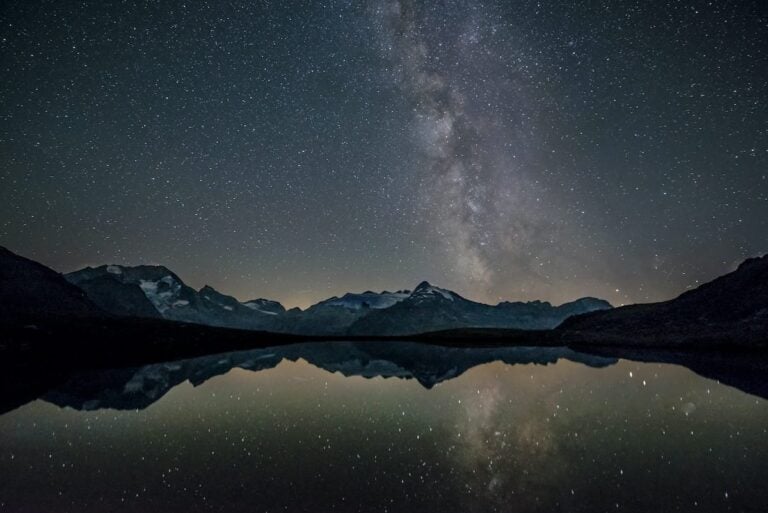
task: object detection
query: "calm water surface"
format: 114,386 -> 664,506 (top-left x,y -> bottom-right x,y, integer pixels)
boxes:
0,343 -> 766,512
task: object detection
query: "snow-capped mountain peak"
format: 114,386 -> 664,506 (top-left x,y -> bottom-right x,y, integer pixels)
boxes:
243,298 -> 285,315
409,281 -> 456,302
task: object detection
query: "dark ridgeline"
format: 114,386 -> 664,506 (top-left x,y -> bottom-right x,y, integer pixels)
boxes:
559,255 -> 768,347
0,247 -> 104,322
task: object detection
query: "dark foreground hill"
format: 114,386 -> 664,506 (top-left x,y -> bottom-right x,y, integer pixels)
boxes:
558,255 -> 768,348
0,247 -> 104,322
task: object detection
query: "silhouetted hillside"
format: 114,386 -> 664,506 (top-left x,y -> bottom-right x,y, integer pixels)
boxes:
559,255 -> 768,347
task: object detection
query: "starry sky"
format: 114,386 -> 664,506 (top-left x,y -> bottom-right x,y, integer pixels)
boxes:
1,0 -> 766,308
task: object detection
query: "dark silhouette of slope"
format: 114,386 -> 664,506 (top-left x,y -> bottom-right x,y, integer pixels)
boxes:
0,246 -> 104,322
559,255 -> 768,347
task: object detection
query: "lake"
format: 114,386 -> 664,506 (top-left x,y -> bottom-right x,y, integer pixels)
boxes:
1,342 -> 767,512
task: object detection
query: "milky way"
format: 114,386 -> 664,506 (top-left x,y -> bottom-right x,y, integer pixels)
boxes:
373,0 -> 556,298
1,0 -> 766,307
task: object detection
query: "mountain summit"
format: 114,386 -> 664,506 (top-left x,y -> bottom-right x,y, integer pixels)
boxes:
347,282 -> 611,336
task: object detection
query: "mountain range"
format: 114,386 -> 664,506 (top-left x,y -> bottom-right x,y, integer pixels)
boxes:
1,246 -> 767,350
62,259 -> 610,336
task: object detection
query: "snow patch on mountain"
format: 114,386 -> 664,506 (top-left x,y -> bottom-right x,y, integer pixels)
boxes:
320,291 -> 410,310
409,281 -> 456,302
243,302 -> 280,315
238,297 -> 284,316
139,276 -> 181,313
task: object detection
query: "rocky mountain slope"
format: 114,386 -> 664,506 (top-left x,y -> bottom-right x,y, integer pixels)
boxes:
65,265 -> 278,330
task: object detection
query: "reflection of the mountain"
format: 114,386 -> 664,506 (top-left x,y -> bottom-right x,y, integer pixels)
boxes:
43,342 -> 618,411
574,346 -> 768,403
4,342 -> 765,413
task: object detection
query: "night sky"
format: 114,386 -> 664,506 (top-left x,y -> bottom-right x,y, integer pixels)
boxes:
1,0 -> 766,308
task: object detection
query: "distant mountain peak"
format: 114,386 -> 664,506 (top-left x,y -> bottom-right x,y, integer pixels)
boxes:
314,290 -> 410,311
570,296 -> 612,308
243,298 -> 285,315
409,281 -> 456,302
